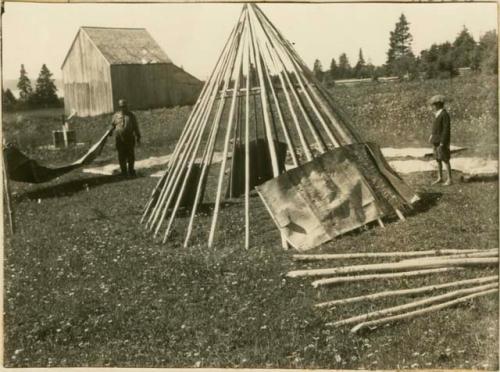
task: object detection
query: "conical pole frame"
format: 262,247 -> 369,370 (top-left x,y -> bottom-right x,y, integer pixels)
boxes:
142,3 -> 367,249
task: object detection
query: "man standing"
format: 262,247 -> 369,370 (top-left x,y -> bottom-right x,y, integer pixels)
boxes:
429,95 -> 452,186
111,99 -> 141,177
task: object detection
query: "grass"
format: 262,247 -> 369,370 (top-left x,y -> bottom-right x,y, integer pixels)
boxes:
3,74 -> 499,368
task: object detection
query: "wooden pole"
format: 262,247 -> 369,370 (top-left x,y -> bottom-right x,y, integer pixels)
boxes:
248,7 -> 288,249
330,282 -> 498,327
311,267 -> 463,287
251,6 -> 324,155
315,275 -> 498,308
350,288 -> 499,334
253,5 -> 335,150
146,62 -> 223,230
182,9 -> 248,248
244,24 -> 251,250
287,257 -> 499,278
259,38 -> 299,167
142,21 -> 239,224
263,42 -> 312,162
399,249 -> 498,263
160,21 -> 248,242
292,248 -> 489,262
207,30 -> 246,248
145,9 -> 246,229
2,150 -> 15,235
254,4 -> 360,145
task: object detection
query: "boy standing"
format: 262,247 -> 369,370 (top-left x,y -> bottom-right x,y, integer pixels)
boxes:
429,95 -> 452,186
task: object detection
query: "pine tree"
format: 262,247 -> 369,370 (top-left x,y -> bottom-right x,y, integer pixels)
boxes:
477,30 -> 498,74
329,58 -> 338,80
17,64 -> 33,104
354,49 -> 366,78
452,26 -> 477,68
2,88 -> 17,110
312,59 -> 324,82
338,53 -> 351,79
34,64 -> 59,107
386,14 -> 416,77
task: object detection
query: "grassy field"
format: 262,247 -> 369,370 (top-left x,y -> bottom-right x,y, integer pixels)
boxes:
3,74 -> 498,368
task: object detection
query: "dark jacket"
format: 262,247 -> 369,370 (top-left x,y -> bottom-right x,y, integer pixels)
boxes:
111,111 -> 141,144
430,109 -> 451,147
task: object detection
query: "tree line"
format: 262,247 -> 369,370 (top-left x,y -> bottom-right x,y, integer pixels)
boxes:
312,14 -> 497,84
2,64 -> 62,111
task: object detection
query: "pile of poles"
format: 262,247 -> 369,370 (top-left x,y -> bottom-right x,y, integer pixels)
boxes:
287,248 -> 498,333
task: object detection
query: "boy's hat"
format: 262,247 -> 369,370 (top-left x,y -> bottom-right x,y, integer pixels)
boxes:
429,95 -> 446,105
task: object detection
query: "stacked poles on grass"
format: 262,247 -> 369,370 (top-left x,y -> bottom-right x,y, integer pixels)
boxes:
141,3 -> 375,248
287,248 -> 499,333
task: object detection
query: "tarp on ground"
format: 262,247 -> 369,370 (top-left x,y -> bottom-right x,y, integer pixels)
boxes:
3,128 -> 112,183
256,143 -> 419,251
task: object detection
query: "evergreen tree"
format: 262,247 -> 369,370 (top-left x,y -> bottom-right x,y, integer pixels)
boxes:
2,88 -> 17,111
386,14 -> 416,77
452,26 -> 477,68
338,53 -> 351,79
477,30 -> 498,74
17,64 -> 33,104
312,59 -> 324,82
34,64 -> 59,107
329,58 -> 338,80
419,42 -> 458,79
354,49 -> 366,78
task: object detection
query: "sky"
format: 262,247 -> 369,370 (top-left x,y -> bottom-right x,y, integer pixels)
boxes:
2,2 -> 497,82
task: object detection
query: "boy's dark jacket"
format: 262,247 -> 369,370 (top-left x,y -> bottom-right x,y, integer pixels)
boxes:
430,109 -> 451,146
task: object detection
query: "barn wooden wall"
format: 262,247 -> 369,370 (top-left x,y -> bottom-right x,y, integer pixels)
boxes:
110,64 -> 202,111
62,30 -> 114,117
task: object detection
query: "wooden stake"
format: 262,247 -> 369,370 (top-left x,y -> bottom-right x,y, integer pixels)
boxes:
208,11 -> 249,248
315,275 -> 498,308
350,288 -> 499,334
330,282 -> 498,327
312,267 -> 462,287
293,249 -> 489,262
287,257 -> 499,278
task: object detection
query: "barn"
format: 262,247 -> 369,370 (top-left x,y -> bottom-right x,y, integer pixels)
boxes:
61,27 -> 203,117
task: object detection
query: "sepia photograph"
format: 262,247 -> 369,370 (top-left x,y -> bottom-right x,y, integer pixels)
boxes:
1,1 -> 498,369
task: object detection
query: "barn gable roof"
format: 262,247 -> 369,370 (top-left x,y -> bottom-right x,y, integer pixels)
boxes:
62,27 -> 172,68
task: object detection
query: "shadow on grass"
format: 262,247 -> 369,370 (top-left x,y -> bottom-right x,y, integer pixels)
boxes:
408,191 -> 443,215
15,174 -> 127,201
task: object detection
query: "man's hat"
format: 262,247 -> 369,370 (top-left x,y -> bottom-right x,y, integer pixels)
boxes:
118,99 -> 128,107
429,95 -> 446,105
